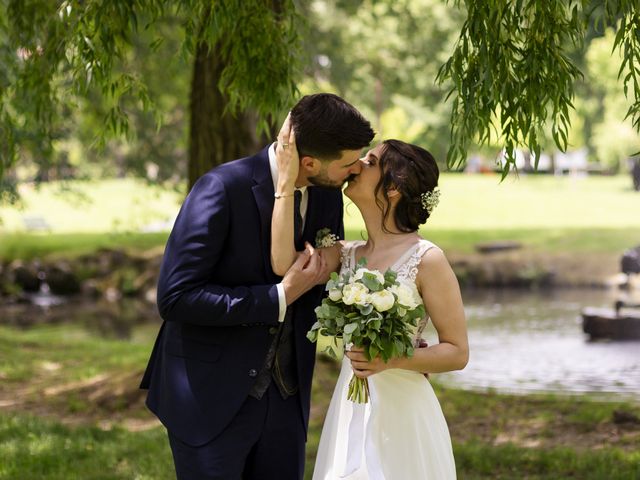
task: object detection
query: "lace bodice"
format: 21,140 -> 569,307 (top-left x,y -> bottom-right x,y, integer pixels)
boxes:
339,239 -> 441,344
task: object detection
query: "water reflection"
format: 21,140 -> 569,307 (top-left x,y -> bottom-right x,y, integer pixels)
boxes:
0,298 -> 160,340
426,289 -> 640,399
1,288 -> 638,398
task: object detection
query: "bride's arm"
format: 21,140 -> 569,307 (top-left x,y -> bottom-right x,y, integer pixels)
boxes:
271,116 -> 299,276
348,248 -> 469,376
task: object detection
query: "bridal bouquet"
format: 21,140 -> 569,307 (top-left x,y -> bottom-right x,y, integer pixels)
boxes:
307,259 -> 426,403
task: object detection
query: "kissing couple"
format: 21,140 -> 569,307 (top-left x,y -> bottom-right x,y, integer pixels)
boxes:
141,93 -> 469,479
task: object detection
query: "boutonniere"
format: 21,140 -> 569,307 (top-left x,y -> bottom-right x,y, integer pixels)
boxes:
315,228 -> 339,248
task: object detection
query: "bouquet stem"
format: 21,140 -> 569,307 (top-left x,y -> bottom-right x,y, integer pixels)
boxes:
347,374 -> 370,403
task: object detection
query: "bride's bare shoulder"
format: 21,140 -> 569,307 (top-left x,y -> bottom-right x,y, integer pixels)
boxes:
416,242 -> 454,281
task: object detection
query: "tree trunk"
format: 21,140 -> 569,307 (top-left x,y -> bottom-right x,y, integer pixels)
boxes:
188,42 -> 270,191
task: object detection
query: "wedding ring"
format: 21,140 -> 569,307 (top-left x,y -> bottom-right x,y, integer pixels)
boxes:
282,143 -> 289,149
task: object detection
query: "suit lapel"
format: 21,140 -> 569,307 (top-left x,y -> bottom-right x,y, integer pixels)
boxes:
302,188 -> 321,246
251,147 -> 278,281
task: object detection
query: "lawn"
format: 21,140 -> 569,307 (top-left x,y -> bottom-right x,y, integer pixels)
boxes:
1,174 -> 638,233
1,174 -> 639,477
0,174 -> 638,260
0,325 -> 638,480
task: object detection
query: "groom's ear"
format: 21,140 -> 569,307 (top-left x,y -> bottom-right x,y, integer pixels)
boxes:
300,156 -> 320,175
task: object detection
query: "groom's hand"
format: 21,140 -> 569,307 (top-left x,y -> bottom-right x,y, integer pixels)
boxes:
282,244 -> 327,305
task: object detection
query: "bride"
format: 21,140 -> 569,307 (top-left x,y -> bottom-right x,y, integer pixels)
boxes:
271,120 -> 469,479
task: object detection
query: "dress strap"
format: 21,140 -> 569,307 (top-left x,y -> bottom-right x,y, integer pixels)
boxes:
395,239 -> 441,281
341,241 -> 365,273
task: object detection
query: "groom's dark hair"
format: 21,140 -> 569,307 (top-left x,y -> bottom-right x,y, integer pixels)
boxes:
290,93 -> 375,160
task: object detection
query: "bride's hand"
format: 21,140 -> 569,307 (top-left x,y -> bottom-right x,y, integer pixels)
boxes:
275,113 -> 299,192
346,346 -> 395,378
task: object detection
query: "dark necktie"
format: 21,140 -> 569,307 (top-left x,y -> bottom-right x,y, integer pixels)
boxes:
294,189 -> 303,249
272,189 -> 303,398
247,190 -> 303,401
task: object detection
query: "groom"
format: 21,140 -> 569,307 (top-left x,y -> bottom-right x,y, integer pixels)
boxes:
140,93 -> 374,479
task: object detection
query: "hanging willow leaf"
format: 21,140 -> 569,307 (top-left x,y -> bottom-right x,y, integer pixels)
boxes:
438,0 -> 640,175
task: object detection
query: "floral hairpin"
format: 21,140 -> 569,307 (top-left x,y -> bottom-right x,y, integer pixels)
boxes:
420,187 -> 440,214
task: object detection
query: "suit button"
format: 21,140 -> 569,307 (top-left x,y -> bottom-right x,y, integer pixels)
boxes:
269,327 -> 278,335
248,369 -> 258,378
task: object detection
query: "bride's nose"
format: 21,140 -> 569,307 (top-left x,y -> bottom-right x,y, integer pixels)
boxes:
350,159 -> 365,175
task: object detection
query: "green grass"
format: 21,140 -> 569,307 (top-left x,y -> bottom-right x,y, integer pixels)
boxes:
1,226 -> 636,261
0,178 -> 182,233
1,411 -> 637,480
344,172 -> 640,231
0,414 -> 173,480
0,324 -> 152,384
454,442 -> 640,480
0,175 -> 638,260
0,325 -> 638,479
0,232 -> 169,260
1,174 -> 638,234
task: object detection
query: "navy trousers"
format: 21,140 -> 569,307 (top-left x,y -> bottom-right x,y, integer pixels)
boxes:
168,384 -> 306,480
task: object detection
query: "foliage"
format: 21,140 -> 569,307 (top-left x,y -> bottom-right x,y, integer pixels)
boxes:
302,0 -> 465,162
0,0 -> 300,182
438,0 -> 640,176
586,29 -> 640,169
4,0 -> 640,185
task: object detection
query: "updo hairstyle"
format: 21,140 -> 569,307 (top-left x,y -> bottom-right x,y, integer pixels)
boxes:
374,139 -> 439,233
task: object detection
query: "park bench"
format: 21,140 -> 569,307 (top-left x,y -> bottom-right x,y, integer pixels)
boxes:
22,215 -> 51,232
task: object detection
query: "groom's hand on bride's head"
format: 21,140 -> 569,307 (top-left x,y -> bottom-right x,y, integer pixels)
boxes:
282,244 -> 327,305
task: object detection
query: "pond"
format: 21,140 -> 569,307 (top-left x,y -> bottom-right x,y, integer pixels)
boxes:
1,288 -> 638,400
426,288 -> 640,400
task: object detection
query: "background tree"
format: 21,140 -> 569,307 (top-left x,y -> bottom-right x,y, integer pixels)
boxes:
438,0 -> 640,175
301,0 -> 464,164
0,0 -> 299,189
3,0 -> 640,190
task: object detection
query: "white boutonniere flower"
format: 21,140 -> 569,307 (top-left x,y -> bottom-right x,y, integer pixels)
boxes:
315,228 -> 339,248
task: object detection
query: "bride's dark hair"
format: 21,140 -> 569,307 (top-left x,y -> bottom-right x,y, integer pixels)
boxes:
374,139 -> 439,233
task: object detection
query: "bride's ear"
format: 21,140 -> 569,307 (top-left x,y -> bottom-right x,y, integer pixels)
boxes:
387,187 -> 401,199
300,156 -> 320,175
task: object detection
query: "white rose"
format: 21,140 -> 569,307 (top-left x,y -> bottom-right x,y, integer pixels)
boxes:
328,288 -> 343,302
353,268 -> 385,285
391,283 -> 421,309
370,289 -> 395,312
342,283 -> 370,305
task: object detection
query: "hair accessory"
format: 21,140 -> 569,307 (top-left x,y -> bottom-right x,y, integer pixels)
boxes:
420,187 -> 440,214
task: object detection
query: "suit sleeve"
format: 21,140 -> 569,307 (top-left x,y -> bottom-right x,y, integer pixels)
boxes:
156,173 -> 280,327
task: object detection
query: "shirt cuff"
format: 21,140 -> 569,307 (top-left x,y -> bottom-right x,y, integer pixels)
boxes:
276,283 -> 287,323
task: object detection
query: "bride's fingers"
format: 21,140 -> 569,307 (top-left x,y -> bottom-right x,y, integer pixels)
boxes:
277,113 -> 292,139
345,351 -> 367,361
287,117 -> 296,148
352,367 -> 372,378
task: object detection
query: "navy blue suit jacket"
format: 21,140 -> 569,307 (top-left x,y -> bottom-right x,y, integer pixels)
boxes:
140,147 -> 344,446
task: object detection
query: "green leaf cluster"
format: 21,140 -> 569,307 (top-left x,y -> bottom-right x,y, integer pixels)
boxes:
438,0 -> 640,176
0,0 -> 301,181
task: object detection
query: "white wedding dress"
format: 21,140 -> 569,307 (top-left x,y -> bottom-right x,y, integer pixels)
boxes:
312,239 -> 457,480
